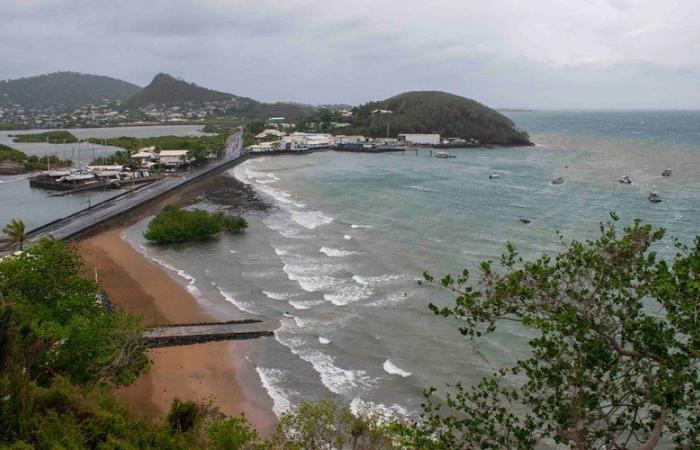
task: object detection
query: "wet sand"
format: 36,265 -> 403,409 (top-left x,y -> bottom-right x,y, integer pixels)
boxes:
79,229 -> 275,433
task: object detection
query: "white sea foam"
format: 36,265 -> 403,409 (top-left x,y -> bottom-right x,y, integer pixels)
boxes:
263,290 -> 296,301
383,360 -> 412,377
288,274 -> 341,292
263,215 -> 303,239
350,398 -> 409,422
344,234 -> 352,240
323,283 -> 372,306
406,185 -> 438,193
256,367 -> 293,417
318,336 -> 330,345
217,286 -> 259,315
352,273 -> 409,287
148,255 -> 201,296
368,292 -> 408,307
300,349 -> 374,395
289,300 -> 324,310
319,246 -> 360,257
291,210 -> 334,229
272,245 -> 289,256
274,319 -> 374,396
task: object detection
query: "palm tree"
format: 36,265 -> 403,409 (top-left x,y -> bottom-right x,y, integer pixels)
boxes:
3,218 -> 27,251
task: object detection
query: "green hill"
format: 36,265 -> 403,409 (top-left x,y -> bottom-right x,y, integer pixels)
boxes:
126,73 -> 242,107
350,91 -> 532,146
0,72 -> 141,108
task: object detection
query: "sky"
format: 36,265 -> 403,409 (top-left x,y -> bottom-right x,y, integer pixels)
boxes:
2,0 -> 699,109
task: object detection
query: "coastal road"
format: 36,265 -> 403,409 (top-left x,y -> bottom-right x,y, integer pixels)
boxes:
26,131 -> 243,242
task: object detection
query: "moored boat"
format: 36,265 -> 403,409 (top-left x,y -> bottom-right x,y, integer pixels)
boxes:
648,191 -> 662,203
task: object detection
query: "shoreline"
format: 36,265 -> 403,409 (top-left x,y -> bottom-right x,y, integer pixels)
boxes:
79,228 -> 276,434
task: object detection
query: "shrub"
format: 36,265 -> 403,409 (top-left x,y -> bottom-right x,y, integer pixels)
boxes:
144,206 -> 247,244
167,399 -> 205,433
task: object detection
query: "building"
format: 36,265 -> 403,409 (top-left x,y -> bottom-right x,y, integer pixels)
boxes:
157,150 -> 191,167
255,129 -> 286,140
398,133 -> 440,145
131,147 -> 157,167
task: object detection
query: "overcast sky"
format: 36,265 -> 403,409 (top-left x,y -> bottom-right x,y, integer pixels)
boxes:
2,0 -> 699,109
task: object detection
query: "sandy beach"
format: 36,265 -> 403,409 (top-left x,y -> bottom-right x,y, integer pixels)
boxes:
79,229 -> 276,433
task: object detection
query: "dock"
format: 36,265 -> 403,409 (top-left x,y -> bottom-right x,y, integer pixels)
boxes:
144,319 -> 275,348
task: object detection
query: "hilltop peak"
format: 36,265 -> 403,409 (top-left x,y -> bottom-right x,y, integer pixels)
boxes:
126,73 -> 236,107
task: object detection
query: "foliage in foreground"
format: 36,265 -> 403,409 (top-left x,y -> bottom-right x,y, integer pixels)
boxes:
2,218 -> 27,251
417,214 -> 700,449
2,215 -> 699,450
144,205 -> 248,244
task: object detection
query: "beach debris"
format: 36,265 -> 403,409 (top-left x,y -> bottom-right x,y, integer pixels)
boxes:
551,176 -> 564,185
662,168 -> 672,177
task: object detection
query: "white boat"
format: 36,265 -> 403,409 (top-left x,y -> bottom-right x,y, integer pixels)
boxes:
648,191 -> 662,203
435,152 -> 450,159
551,176 -> 564,185
618,175 -> 632,184
662,169 -> 672,177
489,172 -> 500,179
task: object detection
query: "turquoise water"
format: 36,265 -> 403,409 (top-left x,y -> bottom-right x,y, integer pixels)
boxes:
127,111 -> 700,421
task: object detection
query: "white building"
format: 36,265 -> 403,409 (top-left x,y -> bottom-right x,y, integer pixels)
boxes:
398,134 -> 440,145
255,129 -> 286,140
157,150 -> 191,167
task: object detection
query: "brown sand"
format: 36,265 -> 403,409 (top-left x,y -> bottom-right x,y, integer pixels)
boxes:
79,229 -> 275,433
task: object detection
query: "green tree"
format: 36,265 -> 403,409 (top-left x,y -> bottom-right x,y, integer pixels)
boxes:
273,399 -> 399,449
416,215 -> 700,449
2,218 -> 27,251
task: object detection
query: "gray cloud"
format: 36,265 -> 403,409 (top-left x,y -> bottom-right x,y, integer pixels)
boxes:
1,0 -> 698,108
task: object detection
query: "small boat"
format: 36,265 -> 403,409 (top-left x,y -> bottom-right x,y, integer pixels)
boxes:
489,172 -> 500,179
618,175 -> 632,184
519,218 -> 531,224
551,176 -> 564,185
648,191 -> 662,203
662,169 -> 672,177
434,151 -> 455,159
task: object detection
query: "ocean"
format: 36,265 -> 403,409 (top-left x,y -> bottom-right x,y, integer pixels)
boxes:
120,111 -> 700,420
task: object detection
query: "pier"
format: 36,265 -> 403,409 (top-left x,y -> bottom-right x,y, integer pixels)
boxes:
144,319 -> 275,348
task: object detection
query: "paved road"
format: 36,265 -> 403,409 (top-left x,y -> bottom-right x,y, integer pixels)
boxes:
28,131 -> 243,241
